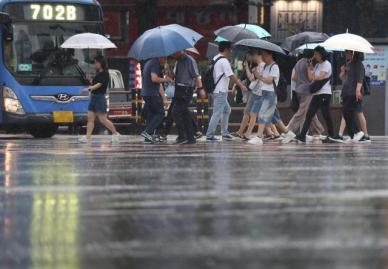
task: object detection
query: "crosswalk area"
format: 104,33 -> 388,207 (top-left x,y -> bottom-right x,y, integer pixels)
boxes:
1,135 -> 387,269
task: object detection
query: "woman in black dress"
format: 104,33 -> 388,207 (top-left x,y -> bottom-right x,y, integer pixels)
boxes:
79,55 -> 120,143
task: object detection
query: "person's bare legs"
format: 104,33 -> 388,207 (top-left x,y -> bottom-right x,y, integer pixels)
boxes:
245,112 -> 258,138
86,111 -> 96,140
265,126 -> 274,137
258,122 -> 293,142
257,124 -> 266,138
97,113 -> 118,134
237,113 -> 250,136
275,121 -> 289,134
338,117 -> 346,136
357,112 -> 369,136
270,124 -> 280,136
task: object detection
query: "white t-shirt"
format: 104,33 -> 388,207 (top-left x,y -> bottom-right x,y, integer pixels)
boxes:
260,62 -> 280,92
213,54 -> 234,93
251,62 -> 265,96
313,60 -> 332,95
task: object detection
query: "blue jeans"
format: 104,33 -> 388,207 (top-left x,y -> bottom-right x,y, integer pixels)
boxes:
206,92 -> 231,137
143,95 -> 165,135
258,91 -> 281,125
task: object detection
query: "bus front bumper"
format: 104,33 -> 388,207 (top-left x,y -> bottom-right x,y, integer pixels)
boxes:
3,112 -> 88,127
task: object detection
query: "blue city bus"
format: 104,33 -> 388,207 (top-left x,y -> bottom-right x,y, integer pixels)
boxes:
0,0 -> 104,138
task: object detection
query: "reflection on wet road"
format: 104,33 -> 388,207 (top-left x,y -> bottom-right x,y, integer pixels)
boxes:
1,135 -> 388,269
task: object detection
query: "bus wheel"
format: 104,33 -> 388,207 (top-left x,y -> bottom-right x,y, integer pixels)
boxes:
29,125 -> 58,138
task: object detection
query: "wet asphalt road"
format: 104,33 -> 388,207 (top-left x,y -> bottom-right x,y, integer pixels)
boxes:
1,135 -> 388,269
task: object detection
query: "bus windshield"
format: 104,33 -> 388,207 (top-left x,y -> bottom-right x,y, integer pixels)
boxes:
4,22 -> 104,86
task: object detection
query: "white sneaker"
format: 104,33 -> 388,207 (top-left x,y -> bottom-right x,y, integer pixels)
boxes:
111,132 -> 121,143
248,136 -> 263,145
78,136 -> 89,143
306,135 -> 314,142
282,131 -> 296,144
352,131 -> 364,143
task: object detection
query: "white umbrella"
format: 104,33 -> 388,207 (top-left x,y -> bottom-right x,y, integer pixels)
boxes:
322,33 -> 374,54
61,33 -> 116,74
61,33 -> 117,49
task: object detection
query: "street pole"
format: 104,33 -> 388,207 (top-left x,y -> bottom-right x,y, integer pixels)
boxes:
385,68 -> 388,135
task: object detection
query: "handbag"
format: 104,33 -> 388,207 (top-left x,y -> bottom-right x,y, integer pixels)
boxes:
248,80 -> 259,92
165,84 -> 175,99
309,78 -> 330,94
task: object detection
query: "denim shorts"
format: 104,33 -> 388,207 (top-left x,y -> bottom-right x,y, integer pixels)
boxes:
250,94 -> 263,114
258,90 -> 280,125
88,94 -> 108,113
244,91 -> 255,113
272,108 -> 281,124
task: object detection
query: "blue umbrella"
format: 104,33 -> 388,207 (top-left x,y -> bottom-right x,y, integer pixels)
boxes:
128,24 -> 203,60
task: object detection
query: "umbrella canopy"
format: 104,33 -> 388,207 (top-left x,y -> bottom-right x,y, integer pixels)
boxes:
322,33 -> 375,54
295,43 -> 344,52
61,33 -> 117,49
206,42 -> 219,60
128,24 -> 203,60
234,39 -> 286,55
214,25 -> 258,43
237,24 -> 271,39
185,47 -> 200,55
215,24 -> 271,42
282,32 -> 329,52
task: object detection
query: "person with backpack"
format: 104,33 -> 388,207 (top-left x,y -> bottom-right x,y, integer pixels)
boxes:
295,46 -> 336,143
205,41 -> 248,141
248,50 -> 296,145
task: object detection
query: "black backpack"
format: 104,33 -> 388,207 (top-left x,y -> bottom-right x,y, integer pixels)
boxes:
269,63 -> 288,102
202,56 -> 225,94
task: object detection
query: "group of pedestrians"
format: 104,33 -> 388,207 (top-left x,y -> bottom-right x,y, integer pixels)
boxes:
140,50 -> 206,144
290,47 -> 370,143
80,40 -> 371,145
138,40 -> 371,145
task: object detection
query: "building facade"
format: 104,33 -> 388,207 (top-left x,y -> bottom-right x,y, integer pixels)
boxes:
99,0 -> 250,57
100,0 -> 388,57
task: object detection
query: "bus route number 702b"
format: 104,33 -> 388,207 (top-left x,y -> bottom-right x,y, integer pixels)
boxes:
30,4 -> 77,21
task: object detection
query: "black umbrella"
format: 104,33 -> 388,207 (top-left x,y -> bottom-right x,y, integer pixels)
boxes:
282,31 -> 329,52
234,39 -> 286,55
214,25 -> 257,43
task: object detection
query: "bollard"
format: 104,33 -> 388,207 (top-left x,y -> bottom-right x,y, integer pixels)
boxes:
195,96 -> 209,133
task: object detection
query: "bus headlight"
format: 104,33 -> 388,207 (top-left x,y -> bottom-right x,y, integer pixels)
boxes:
3,87 -> 25,115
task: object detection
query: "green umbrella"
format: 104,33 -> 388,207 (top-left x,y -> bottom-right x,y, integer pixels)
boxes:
215,24 -> 271,43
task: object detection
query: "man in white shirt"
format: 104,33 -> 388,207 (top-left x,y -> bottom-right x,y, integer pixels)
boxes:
206,41 -> 248,141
